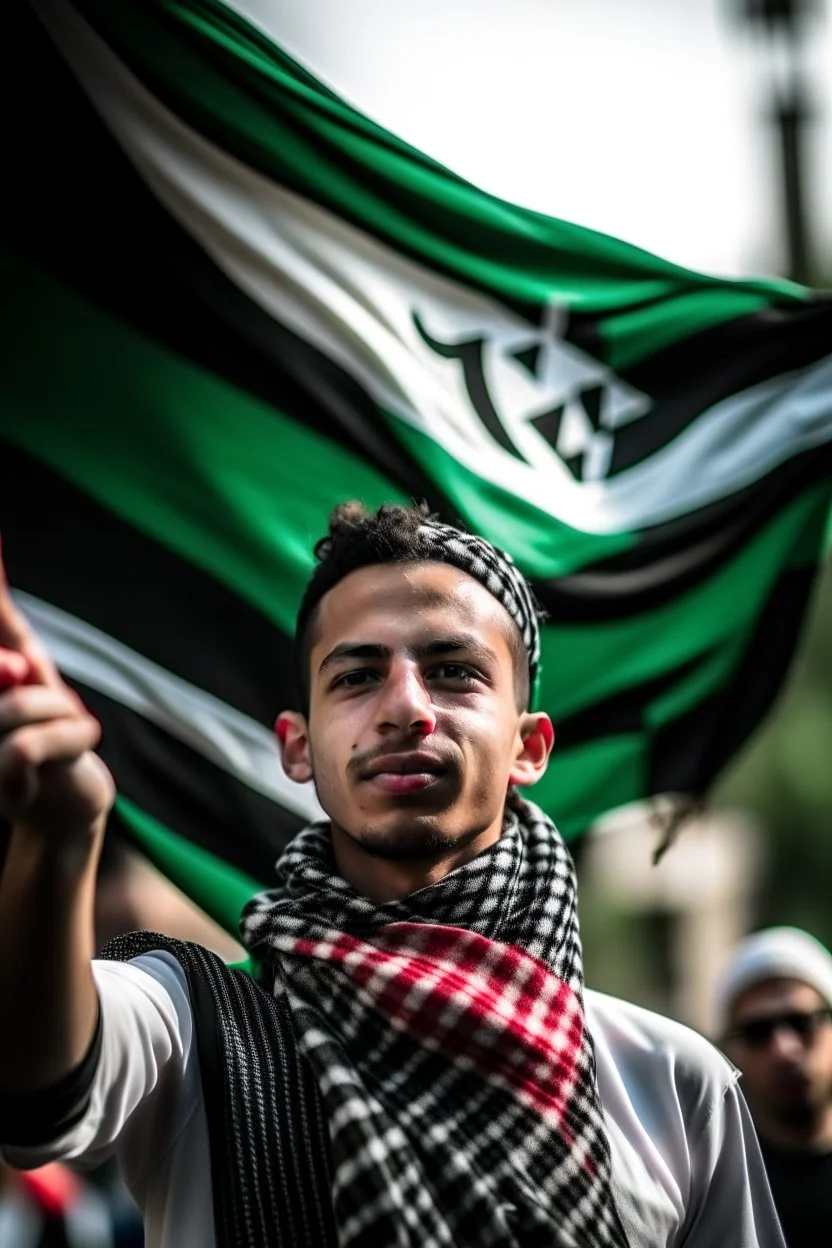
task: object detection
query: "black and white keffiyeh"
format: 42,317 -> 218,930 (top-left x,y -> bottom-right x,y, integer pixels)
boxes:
240,801 -> 628,1248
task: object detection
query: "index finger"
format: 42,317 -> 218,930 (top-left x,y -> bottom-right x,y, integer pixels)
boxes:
0,535 -> 63,688
0,535 -> 32,651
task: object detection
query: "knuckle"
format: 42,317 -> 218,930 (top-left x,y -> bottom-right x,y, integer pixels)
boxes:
0,685 -> 27,718
57,690 -> 80,718
6,730 -> 35,767
61,686 -> 87,715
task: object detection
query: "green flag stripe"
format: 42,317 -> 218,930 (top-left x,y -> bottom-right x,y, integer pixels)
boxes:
410,410 -> 822,632
539,483 -> 832,721
0,245 -> 409,635
644,641 -> 748,731
1,444 -> 290,726
534,736 -> 644,839
600,288 -> 778,374
63,0 -> 808,369
2,245 -> 635,583
17,591 -> 317,815
89,685 -> 303,882
114,794 -> 264,937
386,419 -> 635,577
523,563 -> 813,827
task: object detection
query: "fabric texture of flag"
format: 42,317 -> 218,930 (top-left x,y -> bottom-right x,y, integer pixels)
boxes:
3,0 -> 832,933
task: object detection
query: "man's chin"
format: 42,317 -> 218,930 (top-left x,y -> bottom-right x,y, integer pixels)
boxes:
771,1100 -> 817,1132
350,821 -> 483,864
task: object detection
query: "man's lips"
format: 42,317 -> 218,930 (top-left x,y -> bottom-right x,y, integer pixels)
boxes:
359,751 -> 449,794
368,773 -> 444,794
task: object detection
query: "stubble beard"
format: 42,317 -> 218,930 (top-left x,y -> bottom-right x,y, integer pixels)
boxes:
770,1079 -> 832,1133
349,818 -> 488,864
771,1099 -> 818,1133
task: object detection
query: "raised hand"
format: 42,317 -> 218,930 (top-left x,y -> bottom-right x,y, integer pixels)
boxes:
0,540 -> 114,839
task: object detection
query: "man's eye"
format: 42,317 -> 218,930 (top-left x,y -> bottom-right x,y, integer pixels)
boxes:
432,663 -> 476,683
334,669 -> 376,689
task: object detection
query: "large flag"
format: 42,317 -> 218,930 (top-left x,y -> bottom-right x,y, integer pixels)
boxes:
4,0 -> 832,933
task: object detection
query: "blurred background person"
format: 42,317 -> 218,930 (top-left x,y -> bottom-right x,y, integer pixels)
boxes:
0,1159 -> 114,1248
713,927 -> 832,1248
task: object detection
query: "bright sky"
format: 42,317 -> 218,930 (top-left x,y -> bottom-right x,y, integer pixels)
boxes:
241,0 -> 831,280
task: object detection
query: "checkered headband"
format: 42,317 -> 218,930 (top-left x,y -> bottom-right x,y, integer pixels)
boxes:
297,510 -> 543,703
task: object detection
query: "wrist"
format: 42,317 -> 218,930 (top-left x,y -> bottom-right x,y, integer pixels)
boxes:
11,812 -> 107,872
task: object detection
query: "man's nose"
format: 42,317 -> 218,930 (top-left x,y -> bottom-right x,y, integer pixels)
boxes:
376,662 -> 436,735
769,1026 -> 805,1062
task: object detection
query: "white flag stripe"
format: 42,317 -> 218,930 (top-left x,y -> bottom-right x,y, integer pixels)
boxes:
15,592 -> 324,822
37,0 -> 832,537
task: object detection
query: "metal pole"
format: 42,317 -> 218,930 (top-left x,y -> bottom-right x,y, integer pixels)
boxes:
732,0 -> 821,284
772,82 -> 814,283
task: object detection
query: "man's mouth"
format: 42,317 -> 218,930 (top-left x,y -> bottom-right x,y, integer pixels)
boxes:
772,1068 -> 811,1096
360,752 -> 449,794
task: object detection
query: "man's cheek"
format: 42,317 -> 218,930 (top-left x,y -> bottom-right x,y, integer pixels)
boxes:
311,747 -> 349,809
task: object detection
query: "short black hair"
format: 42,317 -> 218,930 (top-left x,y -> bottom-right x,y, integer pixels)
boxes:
294,501 -> 530,713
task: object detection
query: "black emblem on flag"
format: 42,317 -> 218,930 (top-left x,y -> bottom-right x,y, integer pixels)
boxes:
413,304 -> 651,483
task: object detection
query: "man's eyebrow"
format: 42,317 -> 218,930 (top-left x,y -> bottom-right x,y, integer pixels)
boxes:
413,636 -> 499,665
318,643 -> 391,674
318,635 -> 499,675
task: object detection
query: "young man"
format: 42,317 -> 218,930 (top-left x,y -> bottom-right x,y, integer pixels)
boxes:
0,503 -> 784,1247
714,926 -> 832,1247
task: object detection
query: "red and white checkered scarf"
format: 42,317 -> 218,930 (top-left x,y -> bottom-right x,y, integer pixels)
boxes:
240,801 -> 628,1247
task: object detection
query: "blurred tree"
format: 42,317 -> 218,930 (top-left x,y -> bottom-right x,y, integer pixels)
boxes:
715,550 -> 832,947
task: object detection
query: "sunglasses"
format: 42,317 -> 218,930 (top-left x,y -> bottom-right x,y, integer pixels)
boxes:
727,1006 -> 832,1049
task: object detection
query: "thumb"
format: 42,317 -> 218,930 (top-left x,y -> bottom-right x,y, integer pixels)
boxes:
0,535 -> 63,689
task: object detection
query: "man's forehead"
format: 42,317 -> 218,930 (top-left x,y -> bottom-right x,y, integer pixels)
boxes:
311,562 -> 511,647
731,977 -> 826,1019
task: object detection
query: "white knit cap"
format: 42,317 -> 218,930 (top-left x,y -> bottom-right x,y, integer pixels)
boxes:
712,927 -> 832,1036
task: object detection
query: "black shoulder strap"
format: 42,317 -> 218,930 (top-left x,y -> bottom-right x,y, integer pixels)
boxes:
100,931 -> 337,1248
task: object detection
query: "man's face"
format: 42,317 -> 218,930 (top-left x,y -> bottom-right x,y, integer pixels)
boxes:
282,562 -> 549,864
725,978 -> 832,1131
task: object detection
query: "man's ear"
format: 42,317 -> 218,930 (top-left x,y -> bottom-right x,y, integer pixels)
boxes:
275,711 -> 314,784
509,713 -> 555,788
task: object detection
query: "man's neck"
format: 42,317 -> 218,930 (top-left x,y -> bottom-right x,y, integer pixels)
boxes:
329,822 -> 503,902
